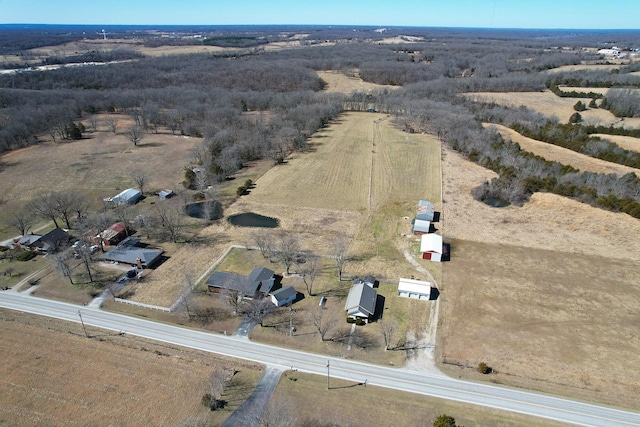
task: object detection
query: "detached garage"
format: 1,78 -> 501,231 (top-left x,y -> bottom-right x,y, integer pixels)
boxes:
398,278 -> 432,300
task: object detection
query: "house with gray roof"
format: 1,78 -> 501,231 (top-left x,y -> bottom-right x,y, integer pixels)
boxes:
269,285 -> 298,307
101,245 -> 163,268
344,282 -> 378,323
207,267 -> 275,299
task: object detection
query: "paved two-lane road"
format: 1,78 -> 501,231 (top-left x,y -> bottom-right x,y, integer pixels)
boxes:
1,291 -> 639,427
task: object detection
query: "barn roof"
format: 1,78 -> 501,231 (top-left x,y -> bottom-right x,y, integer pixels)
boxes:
420,233 -> 443,254
416,200 -> 435,221
398,278 -> 431,296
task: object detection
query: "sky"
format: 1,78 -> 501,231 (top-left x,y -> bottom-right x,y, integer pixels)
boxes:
0,0 -> 639,29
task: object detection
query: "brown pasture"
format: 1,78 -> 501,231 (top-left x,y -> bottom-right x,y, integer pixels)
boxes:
464,90 -> 640,128
0,308 -> 263,427
593,133 -> 640,153
1,310 -> 567,427
488,123 -> 640,176
440,145 -> 640,409
317,70 -> 398,94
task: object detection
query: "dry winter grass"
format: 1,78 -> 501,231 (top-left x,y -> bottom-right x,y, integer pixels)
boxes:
440,146 -> 640,409
465,90 -> 640,128
593,133 -> 640,153
488,123 -> 640,176
0,308 -> 263,427
317,70 -> 397,94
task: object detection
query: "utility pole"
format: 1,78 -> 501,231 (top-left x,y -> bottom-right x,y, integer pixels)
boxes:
77,309 -> 88,338
326,360 -> 330,390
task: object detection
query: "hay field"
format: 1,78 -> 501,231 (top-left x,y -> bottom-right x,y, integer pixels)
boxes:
317,70 -> 397,94
441,146 -> 640,261
439,240 -> 640,410
488,123 -> 640,176
0,308 -> 263,427
132,112 -> 442,306
465,91 -> 640,127
544,64 -> 622,73
440,144 -> 640,407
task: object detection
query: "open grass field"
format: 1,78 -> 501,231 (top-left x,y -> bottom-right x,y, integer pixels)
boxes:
0,310 -> 567,427
316,70 -> 397,94
0,115 -> 199,240
544,64 -> 624,73
593,133 -> 640,153
0,308 -> 264,427
439,240 -> 640,410
440,145 -> 640,409
465,90 -> 640,128
488,123 -> 640,176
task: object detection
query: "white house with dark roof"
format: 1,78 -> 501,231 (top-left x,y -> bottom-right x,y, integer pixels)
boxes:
344,282 -> 377,323
269,286 -> 297,307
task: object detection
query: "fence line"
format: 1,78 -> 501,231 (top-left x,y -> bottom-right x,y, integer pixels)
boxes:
114,297 -> 171,312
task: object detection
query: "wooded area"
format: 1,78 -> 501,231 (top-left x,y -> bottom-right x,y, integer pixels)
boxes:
1,25 -> 639,217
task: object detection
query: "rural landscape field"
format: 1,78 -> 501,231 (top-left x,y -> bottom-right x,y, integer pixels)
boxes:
1,23 -> 640,427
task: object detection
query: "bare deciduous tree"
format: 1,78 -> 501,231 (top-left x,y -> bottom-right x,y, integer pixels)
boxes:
251,230 -> 274,259
299,253 -> 319,296
50,250 -> 74,285
308,306 -> 335,341
245,299 -> 276,327
75,243 -> 94,283
126,125 -> 144,146
275,232 -> 300,275
156,203 -> 184,243
379,317 -> 398,351
28,193 -> 60,228
333,236 -> 349,281
103,116 -> 118,134
9,209 -> 34,236
225,290 -> 244,315
132,170 -> 148,196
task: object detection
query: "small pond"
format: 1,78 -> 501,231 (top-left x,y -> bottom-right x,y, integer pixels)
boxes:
483,197 -> 511,208
227,212 -> 279,228
185,201 -> 223,220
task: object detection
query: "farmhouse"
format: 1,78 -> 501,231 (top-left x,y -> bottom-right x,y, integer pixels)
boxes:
101,242 -> 163,268
344,282 -> 378,323
397,277 -> 432,300
104,188 -> 141,205
269,285 -> 297,307
14,234 -> 42,250
420,233 -> 444,262
32,228 -> 70,253
207,267 -> 275,299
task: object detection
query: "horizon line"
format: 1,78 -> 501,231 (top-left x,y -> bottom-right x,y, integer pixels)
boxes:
0,23 -> 639,32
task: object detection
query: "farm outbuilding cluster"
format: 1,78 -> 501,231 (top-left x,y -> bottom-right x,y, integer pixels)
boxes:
411,200 -> 447,262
